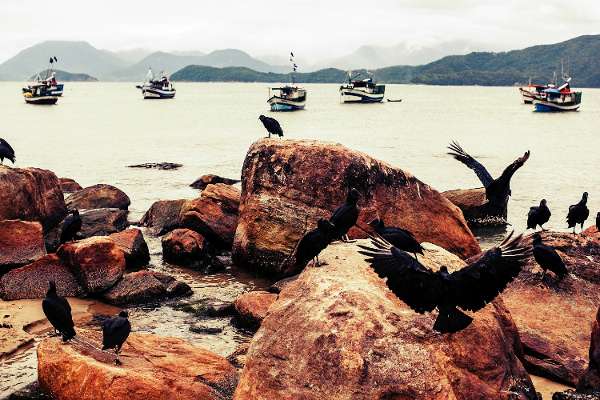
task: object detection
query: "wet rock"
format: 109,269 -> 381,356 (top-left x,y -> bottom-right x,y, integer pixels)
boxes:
79,208 -> 130,238
232,139 -> 479,279
0,220 -> 46,276
65,184 -> 131,211
57,236 -> 125,294
0,254 -> 85,300
102,270 -> 191,305
109,228 -> 150,268
190,322 -> 223,334
233,291 -> 278,331
227,344 -> 250,370
58,177 -> 83,193
443,187 -> 509,227
234,240 -> 535,399
268,274 -> 299,294
162,228 -> 212,265
190,254 -> 226,274
215,302 -> 236,317
0,166 -> 67,232
576,305 -> 600,394
551,389 -> 600,399
502,232 -> 600,386
127,162 -> 182,170
181,183 -> 241,249
37,331 -> 238,400
190,174 -> 241,190
139,199 -> 189,235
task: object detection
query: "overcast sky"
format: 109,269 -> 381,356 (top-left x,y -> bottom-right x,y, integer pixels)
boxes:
1,0 -> 598,65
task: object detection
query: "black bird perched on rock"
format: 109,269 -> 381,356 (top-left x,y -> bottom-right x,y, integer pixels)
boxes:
259,115 -> 283,138
102,310 -> 131,365
0,138 -> 16,165
527,199 -> 551,231
329,188 -> 360,242
566,192 -> 589,234
42,280 -> 76,341
295,218 -> 335,268
531,233 -> 567,280
596,212 -> 600,231
359,231 -> 529,334
368,217 -> 423,258
60,209 -> 82,244
447,141 -> 530,210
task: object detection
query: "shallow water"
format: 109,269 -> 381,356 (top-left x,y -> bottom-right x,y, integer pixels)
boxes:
1,82 -> 599,397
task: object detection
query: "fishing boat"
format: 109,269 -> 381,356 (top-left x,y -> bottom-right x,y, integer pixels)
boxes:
340,70 -> 385,103
136,68 -> 176,99
267,52 -> 306,111
22,83 -> 58,104
532,75 -> 582,112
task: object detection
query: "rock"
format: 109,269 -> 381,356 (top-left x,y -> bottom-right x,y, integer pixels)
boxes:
234,240 -> 535,399
576,306 -> 600,394
57,237 -> 125,294
102,270 -> 191,305
190,174 -> 241,190
127,162 -> 182,170
582,225 -> 600,241
234,291 -> 278,331
79,208 -> 130,238
59,177 -> 83,193
232,139 -> 479,279
190,254 -> 226,274
502,232 -> 600,386
227,344 -> 250,370
443,187 -> 510,226
109,228 -> 150,268
139,199 -> 190,235
162,228 -> 212,265
551,389 -> 600,399
0,254 -> 85,300
190,322 -> 223,334
65,184 -> 131,211
0,166 -> 67,232
37,331 -> 238,400
180,184 -> 241,248
0,220 -> 47,276
268,275 -> 300,294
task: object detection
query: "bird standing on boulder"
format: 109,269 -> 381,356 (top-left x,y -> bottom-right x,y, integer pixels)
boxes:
42,281 -> 76,341
531,233 -> 567,281
60,209 -> 82,244
294,218 -> 335,268
527,199 -> 551,231
596,212 -> 599,231
102,310 -> 131,365
566,192 -> 589,234
368,217 -> 423,258
329,188 -> 360,242
259,115 -> 283,138
359,231 -> 529,334
0,138 -> 16,165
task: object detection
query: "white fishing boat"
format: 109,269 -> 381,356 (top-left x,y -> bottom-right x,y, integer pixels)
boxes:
519,74 -> 555,104
340,70 -> 385,103
22,83 -> 58,104
267,52 -> 306,111
136,68 -> 176,99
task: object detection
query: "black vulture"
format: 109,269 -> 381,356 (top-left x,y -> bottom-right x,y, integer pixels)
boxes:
295,218 -> 335,268
596,212 -> 599,231
0,138 -> 16,165
41,281 -> 76,341
526,199 -> 551,231
60,209 -> 82,244
259,115 -> 283,138
368,217 -> 423,258
566,192 -> 589,234
359,231 -> 529,333
329,188 -> 360,242
102,310 -> 131,365
531,233 -> 567,280
447,141 -> 529,207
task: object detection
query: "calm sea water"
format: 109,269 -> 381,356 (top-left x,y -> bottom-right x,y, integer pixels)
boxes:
1,82 -> 599,396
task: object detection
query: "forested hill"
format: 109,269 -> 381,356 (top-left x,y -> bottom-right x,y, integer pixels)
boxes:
30,70 -> 98,82
171,35 -> 600,87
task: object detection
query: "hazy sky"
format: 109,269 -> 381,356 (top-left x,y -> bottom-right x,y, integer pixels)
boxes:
1,0 -> 598,64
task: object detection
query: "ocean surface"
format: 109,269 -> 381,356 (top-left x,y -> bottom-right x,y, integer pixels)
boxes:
1,82 -> 599,397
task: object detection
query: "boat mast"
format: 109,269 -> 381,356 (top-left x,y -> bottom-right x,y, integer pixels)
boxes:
290,52 -> 297,85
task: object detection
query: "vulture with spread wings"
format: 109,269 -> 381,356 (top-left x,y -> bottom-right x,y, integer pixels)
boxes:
359,232 -> 529,333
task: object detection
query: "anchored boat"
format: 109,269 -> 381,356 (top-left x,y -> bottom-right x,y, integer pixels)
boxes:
137,68 -> 176,99
533,75 -> 581,111
267,52 -> 306,111
340,70 -> 385,103
519,75 -> 555,104
22,83 -> 58,104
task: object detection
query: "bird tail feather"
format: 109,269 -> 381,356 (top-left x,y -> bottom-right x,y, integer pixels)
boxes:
433,307 -> 473,334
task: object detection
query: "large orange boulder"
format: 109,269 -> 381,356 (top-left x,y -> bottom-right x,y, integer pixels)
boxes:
109,228 -> 150,268
139,199 -> 189,235
234,291 -> 278,330
102,270 -> 191,305
65,184 -> 131,211
57,236 -> 125,294
576,306 -> 600,394
232,139 -> 479,278
0,220 -> 46,275
0,166 -> 67,231
234,240 -> 535,399
161,228 -> 211,265
38,331 -> 237,400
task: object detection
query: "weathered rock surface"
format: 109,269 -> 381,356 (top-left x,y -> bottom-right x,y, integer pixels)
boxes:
502,232 -> 600,386
57,237 -> 126,294
109,228 -> 150,268
65,184 -> 131,211
0,254 -> 85,300
162,228 -> 212,265
232,139 -> 479,278
234,291 -> 278,330
58,177 -> 83,193
576,305 -> 600,394
0,220 -> 46,276
582,225 -> 600,241
180,183 -> 241,248
102,270 -> 192,304
0,166 -> 67,232
139,199 -> 189,235
79,208 -> 130,237
443,187 -> 504,226
38,331 -> 238,400
552,389 -> 600,399
191,174 -> 240,190
234,240 -> 535,399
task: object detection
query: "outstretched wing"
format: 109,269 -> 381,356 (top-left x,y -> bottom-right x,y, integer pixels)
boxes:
359,235 -> 441,313
447,141 -> 493,188
485,150 -> 530,205
448,232 -> 528,312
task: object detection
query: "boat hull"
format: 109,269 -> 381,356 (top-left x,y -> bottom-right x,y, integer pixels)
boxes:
340,87 -> 385,103
141,87 -> 176,99
24,95 -> 58,105
268,96 -> 305,111
533,100 -> 580,111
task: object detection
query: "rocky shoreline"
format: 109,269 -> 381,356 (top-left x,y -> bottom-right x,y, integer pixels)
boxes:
1,138 -> 599,399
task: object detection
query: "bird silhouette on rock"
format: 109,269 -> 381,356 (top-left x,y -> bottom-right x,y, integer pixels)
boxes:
527,199 -> 551,231
102,310 -> 131,365
566,192 -> 589,235
0,138 -> 16,165
60,209 -> 82,244
359,231 -> 529,333
531,233 -> 567,281
329,188 -> 360,243
42,281 -> 76,341
259,115 -> 283,138
368,217 -> 423,258
596,212 -> 599,231
294,218 -> 335,269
